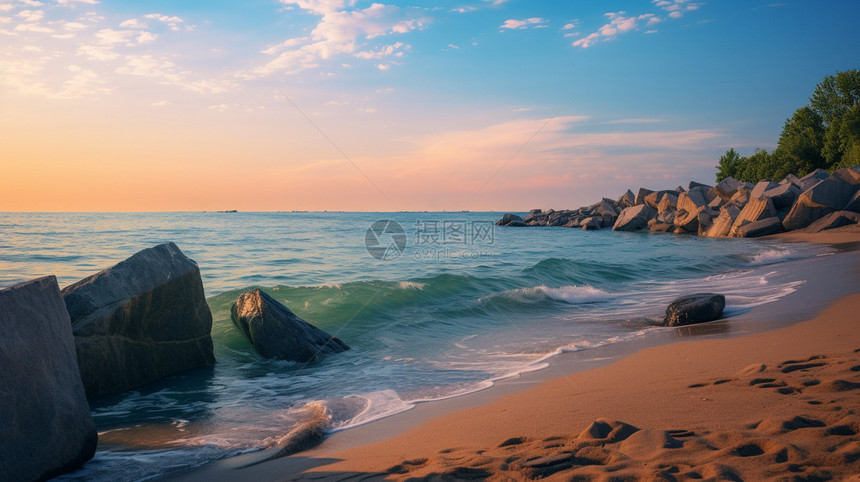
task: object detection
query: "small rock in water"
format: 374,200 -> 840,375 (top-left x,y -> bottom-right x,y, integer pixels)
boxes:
664,293 -> 726,327
232,289 -> 349,361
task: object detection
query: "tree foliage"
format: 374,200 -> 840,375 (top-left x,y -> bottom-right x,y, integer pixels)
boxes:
715,69 -> 860,183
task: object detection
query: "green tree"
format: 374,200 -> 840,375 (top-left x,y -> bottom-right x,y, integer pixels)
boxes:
715,148 -> 743,182
810,70 -> 860,126
774,106 -> 825,175
715,70 -> 860,183
828,102 -> 860,169
810,69 -> 860,168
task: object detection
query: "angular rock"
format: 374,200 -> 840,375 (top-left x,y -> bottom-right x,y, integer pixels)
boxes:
595,199 -> 619,217
63,242 -> 215,398
763,183 -> 800,210
782,177 -> 857,231
523,209 -> 544,225
616,190 -> 636,210
655,208 -> 677,225
697,208 -> 716,235
674,206 -> 703,233
714,177 -> 750,201
664,293 -> 726,327
729,187 -> 751,206
801,168 -> 830,183
780,173 -> 802,187
707,195 -> 727,209
676,186 -> 714,213
846,190 -> 860,213
563,217 -> 584,228
750,180 -> 780,199
648,222 -> 675,233
232,289 -> 349,361
644,190 -> 678,209
805,176 -> 858,210
495,213 -> 525,226
1,277 -> 97,481
581,217 -> 602,230
547,210 -> 572,226
657,195 -> 677,215
613,204 -> 656,232
675,185 -> 686,193
804,211 -> 860,233
736,217 -> 784,238
730,196 -> 777,237
635,188 -> 655,206
831,167 -> 860,186
703,204 -> 741,238
688,180 -> 712,190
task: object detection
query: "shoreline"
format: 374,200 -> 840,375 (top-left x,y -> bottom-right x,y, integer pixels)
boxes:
166,225 -> 860,481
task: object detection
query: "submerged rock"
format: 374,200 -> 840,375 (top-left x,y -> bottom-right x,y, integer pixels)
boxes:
1,276 -> 97,480
232,289 -> 349,361
664,293 -> 726,327
63,242 -> 215,398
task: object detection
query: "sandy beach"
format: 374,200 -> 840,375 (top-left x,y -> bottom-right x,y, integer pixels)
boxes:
167,226 -> 860,481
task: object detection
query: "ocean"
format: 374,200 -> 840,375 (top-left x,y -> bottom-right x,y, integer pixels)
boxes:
0,211 -> 830,480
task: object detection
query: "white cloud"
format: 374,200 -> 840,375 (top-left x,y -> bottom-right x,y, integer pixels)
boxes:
94,28 -> 136,45
500,17 -> 547,30
652,0 -> 701,19
573,3 -> 698,49
119,18 -> 147,29
376,63 -> 389,71
209,104 -> 229,112
151,100 -> 169,107
354,41 -> 407,59
144,13 -> 184,31
57,0 -> 100,4
62,21 -> 88,31
253,1 -> 426,76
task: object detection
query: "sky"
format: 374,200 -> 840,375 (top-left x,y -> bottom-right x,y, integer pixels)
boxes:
1,0 -> 859,212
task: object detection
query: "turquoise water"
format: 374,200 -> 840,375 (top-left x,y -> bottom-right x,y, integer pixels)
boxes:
0,212 -> 826,480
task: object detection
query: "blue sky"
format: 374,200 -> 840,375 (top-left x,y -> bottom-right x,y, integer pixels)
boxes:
1,0 -> 859,211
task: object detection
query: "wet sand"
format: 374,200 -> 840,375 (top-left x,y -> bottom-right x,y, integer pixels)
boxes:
167,225 -> 860,481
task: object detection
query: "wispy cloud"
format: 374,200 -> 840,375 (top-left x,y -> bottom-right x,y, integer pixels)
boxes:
499,17 -> 547,30
571,1 -> 699,49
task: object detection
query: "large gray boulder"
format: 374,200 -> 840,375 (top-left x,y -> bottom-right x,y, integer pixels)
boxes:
63,242 -> 215,398
846,190 -> 860,213
782,177 -> 857,231
616,190 -> 636,210
634,188 -> 655,206
736,217 -> 784,238
750,180 -> 779,200
763,183 -> 800,210
702,203 -> 741,238
831,167 -> 860,186
232,289 -> 349,361
714,177 -> 751,201
1,276 -> 97,481
729,196 -> 777,237
664,293 -> 726,327
496,213 -> 526,227
613,204 -> 656,232
804,211 -> 860,233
